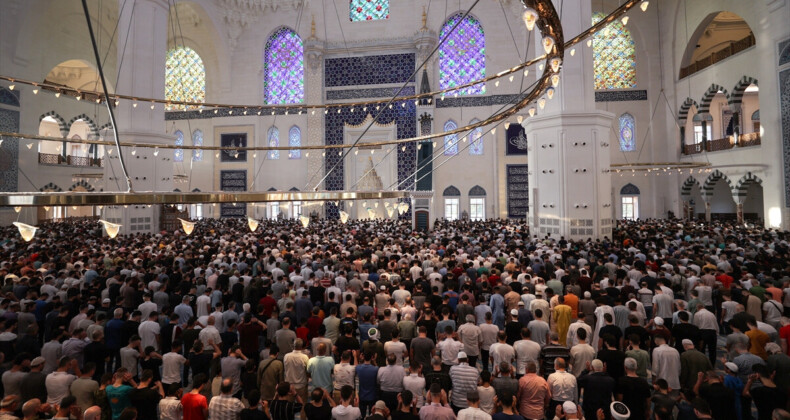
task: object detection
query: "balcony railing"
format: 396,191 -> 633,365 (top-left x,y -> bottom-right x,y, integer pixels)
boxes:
682,132 -> 761,155
39,153 -> 104,167
679,34 -> 756,79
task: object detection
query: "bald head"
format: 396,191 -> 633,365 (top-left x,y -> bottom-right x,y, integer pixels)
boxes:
84,406 -> 102,420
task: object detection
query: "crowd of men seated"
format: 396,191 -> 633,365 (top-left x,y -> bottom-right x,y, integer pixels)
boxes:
0,216 -> 789,420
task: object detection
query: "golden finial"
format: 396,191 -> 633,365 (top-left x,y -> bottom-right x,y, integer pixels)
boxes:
421,6 -> 427,29
311,15 -> 316,38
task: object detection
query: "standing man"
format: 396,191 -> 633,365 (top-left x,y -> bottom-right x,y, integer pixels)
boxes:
457,315 -> 482,368
517,362 -> 550,420
449,352 -> 480,414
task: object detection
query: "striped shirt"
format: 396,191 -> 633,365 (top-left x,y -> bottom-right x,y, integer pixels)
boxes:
449,363 -> 480,408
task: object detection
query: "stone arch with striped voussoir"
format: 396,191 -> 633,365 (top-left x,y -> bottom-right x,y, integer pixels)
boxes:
733,172 -> 763,204
69,180 -> 95,192
678,98 -> 698,123
39,111 -> 69,137
39,182 -> 63,192
697,84 -> 730,116
680,176 -> 702,200
442,185 -> 461,196
701,170 -> 733,200
67,114 -> 100,138
729,76 -> 758,111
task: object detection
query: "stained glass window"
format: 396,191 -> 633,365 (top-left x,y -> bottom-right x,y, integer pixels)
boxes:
268,127 -> 280,159
439,14 -> 486,95
592,12 -> 636,90
444,120 -> 458,156
192,129 -> 203,161
264,28 -> 304,105
469,119 -> 484,155
174,130 -> 184,162
289,126 -> 301,159
619,113 -> 636,152
165,46 -> 206,110
350,0 -> 389,21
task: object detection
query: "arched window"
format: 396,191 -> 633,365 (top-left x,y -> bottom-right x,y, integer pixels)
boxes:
439,14 -> 485,95
264,28 -> 304,105
469,119 -> 483,155
618,113 -> 636,151
192,129 -> 203,161
350,0 -> 389,21
620,183 -> 640,220
174,130 -> 184,162
289,126 -> 301,159
592,12 -> 636,90
443,185 -> 461,221
443,120 -> 459,156
267,127 -> 280,159
165,46 -> 206,110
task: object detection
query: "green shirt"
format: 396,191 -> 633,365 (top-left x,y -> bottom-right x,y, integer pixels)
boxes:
625,348 -> 650,378
307,355 -> 336,392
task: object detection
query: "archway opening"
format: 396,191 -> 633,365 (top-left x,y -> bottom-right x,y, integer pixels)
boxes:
742,182 -> 764,223
680,12 -> 754,78
709,179 -> 737,221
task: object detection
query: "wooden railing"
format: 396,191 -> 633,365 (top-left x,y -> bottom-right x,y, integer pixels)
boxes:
38,153 -> 104,167
679,34 -> 756,79
682,132 -> 761,155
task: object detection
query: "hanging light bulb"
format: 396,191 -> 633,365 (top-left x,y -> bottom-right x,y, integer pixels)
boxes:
299,215 -> 310,228
417,144 -> 421,150
32,88 -> 38,95
367,208 -> 376,219
13,222 -> 37,242
641,1 -> 649,12
349,201 -> 354,207
621,16 -> 629,25
386,206 -> 395,218
247,217 -> 259,232
529,108 -> 536,117
131,146 -> 137,156
55,91 -> 61,98
550,58 -> 562,73
542,36 -> 555,54
505,122 -> 511,130
178,218 -> 196,235
524,69 -> 529,77
72,206 -> 78,211
339,211 -> 349,223
26,142 -> 33,150
509,75 -> 514,82
253,152 -> 257,158
99,220 -> 122,239
491,128 -> 497,136
7,85 -> 15,91
354,150 -> 359,155
551,74 -> 560,88
305,152 -> 309,157
587,39 -> 592,47
215,152 -> 220,159
495,80 -> 500,87
362,201 -> 367,207
13,206 -> 21,213
154,147 -> 160,156
115,98 -> 120,106
546,88 -> 555,100
44,206 -> 51,211
522,8 -> 538,31
538,98 -> 546,109
374,202 -> 379,208
517,115 -> 524,124
132,102 -> 138,108
570,48 -> 576,56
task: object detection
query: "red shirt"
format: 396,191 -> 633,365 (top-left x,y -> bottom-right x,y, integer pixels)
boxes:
259,296 -> 277,317
716,274 -> 734,289
237,322 -> 264,356
307,316 -> 323,339
296,326 -> 310,343
181,392 -> 208,420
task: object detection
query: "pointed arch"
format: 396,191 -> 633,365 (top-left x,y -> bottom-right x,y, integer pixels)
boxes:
443,120 -> 458,156
174,130 -> 184,162
267,126 -> 280,159
439,13 -> 486,95
442,185 -> 461,196
469,185 -> 486,196
0,87 -> 20,107
165,46 -> 206,110
592,12 -> 636,90
618,113 -> 636,151
701,170 -> 733,199
698,84 -> 729,115
69,180 -> 95,192
680,176 -> 701,198
264,27 -> 304,105
620,183 -> 640,195
39,183 -> 63,192
289,126 -> 301,159
678,98 -> 698,122
39,111 -> 69,136
192,129 -> 203,161
734,172 -> 763,199
729,76 -> 758,108
67,114 -> 99,138
469,118 -> 484,155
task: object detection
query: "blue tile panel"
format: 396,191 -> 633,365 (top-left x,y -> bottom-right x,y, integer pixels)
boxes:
324,53 -> 415,87
0,108 -> 20,192
594,90 -> 648,102
780,68 -> 790,206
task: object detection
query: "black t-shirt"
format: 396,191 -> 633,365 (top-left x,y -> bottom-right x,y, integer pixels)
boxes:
616,376 -> 652,420
698,382 -> 736,420
417,319 -> 438,343
304,401 -> 332,420
189,351 -> 213,378
598,325 -> 623,347
671,323 -> 700,352
751,385 -> 787,420
391,410 -> 420,420
623,326 -> 649,349
241,407 -> 270,420
139,357 -> 163,381
410,337 -> 435,369
505,321 -> 521,345
597,349 -> 626,380
129,386 -> 161,420
336,335 -> 361,356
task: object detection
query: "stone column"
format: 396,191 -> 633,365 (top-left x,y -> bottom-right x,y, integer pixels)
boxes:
705,201 -> 712,222
304,20 -> 325,195
701,119 -> 709,151
103,0 -> 173,234
523,0 -> 613,240
736,202 -> 744,225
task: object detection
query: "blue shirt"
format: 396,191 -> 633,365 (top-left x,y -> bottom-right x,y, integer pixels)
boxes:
104,318 -> 125,349
356,363 -> 379,401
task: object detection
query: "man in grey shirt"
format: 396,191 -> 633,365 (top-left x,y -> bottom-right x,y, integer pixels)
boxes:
275,318 -> 297,360
457,315 -> 482,367
376,354 -> 405,412
527,310 -> 550,348
220,345 -> 248,397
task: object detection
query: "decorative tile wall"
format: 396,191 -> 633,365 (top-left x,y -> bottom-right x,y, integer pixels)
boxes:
780,39 -> 790,67
0,107 -> 20,192
324,53 -> 416,87
780,68 -> 790,206
435,94 -> 521,108
594,90 -> 648,102
166,107 -> 306,120
327,86 -> 415,100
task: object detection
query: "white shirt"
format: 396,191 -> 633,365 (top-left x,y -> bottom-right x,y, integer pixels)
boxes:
196,295 -> 211,317
547,370 -> 578,402
693,308 -> 719,331
437,338 -> 464,366
162,352 -> 187,384
199,325 -> 222,348
457,406 -> 492,420
45,371 -> 77,405
513,340 -> 541,375
652,344 -> 681,389
138,320 -> 161,351
488,342 -> 515,368
138,301 -> 158,321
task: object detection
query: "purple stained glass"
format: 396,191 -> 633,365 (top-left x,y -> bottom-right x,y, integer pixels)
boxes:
439,14 -> 486,95
174,130 -> 184,162
264,28 -> 304,105
444,120 -> 458,156
619,113 -> 636,152
469,120 -> 483,155
268,127 -> 280,159
192,129 -> 203,161
289,126 -> 301,159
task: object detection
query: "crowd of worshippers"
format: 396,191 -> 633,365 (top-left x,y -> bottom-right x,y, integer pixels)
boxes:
0,217 -> 790,420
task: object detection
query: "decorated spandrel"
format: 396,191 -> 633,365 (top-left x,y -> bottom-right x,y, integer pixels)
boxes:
592,12 -> 636,90
265,28 -> 304,105
350,0 -> 389,21
619,113 -> 636,152
439,14 -> 486,95
165,47 -> 206,111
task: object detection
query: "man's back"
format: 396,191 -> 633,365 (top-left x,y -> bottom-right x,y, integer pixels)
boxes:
182,392 -> 208,420
208,395 -> 244,420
